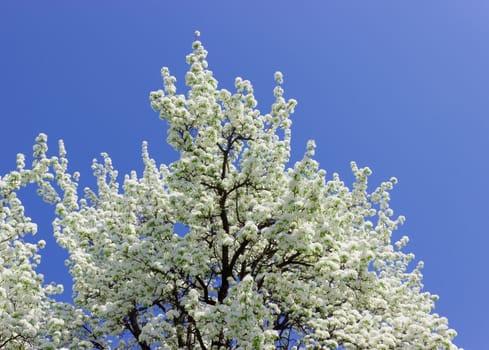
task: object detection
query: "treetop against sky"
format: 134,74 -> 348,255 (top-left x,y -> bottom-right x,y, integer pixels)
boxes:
0,36 -> 461,349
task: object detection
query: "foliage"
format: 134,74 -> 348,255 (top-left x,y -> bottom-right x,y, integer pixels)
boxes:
0,36 -> 459,349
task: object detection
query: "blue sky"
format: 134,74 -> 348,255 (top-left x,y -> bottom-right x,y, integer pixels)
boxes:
1,1 -> 487,348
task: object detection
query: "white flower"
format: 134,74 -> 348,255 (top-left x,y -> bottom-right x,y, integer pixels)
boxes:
274,71 -> 283,84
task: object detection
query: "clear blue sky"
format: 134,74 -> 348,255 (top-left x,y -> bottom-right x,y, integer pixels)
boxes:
1,1 -> 487,348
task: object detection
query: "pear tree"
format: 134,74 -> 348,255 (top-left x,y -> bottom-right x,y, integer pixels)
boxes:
0,35 -> 460,349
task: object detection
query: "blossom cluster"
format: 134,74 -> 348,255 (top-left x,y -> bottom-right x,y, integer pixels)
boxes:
0,38 -> 460,349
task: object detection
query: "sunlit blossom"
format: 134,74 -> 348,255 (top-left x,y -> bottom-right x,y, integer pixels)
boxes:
0,37 -> 460,349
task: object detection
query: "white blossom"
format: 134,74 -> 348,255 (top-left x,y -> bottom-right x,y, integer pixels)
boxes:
0,37 -> 460,349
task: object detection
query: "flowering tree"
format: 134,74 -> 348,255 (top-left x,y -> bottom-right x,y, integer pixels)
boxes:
0,35 -> 460,349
